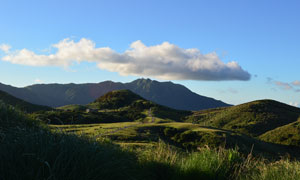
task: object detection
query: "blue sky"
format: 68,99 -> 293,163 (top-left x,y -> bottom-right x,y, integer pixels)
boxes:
0,0 -> 300,106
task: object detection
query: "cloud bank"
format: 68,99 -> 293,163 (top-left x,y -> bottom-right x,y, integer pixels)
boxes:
0,38 -> 251,81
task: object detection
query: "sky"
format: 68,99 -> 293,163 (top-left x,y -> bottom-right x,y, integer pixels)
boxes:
0,0 -> 300,106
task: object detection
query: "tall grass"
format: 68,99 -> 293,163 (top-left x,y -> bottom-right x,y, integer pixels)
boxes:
252,159 -> 300,180
136,141 -> 249,180
0,102 -> 141,180
135,140 -> 300,180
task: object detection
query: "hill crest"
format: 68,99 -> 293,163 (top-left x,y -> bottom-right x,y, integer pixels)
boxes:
189,99 -> 300,137
95,89 -> 145,109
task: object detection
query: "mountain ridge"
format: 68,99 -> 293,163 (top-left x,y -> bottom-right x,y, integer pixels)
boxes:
0,89 -> 51,112
0,79 -> 230,110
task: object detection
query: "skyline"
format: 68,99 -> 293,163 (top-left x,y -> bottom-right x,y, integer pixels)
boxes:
0,0 -> 300,106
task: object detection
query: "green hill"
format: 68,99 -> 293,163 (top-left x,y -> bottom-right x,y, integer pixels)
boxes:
95,89 -> 145,109
4,101 -> 300,180
50,95 -> 300,156
56,104 -> 87,111
34,90 -> 191,124
0,90 -> 51,113
93,89 -> 191,122
259,118 -> 300,146
187,100 -> 300,137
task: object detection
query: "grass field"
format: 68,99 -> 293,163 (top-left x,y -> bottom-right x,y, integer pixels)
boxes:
49,120 -> 299,159
2,101 -> 300,180
3,90 -> 300,179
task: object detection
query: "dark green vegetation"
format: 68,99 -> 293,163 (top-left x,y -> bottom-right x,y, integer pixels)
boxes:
82,122 -> 298,158
95,89 -> 145,109
2,102 -> 300,180
31,92 -> 300,155
30,110 -> 131,124
2,89 -> 300,179
0,78 -> 230,110
0,89 -> 51,112
32,90 -> 191,125
260,118 -> 300,146
0,102 -> 140,179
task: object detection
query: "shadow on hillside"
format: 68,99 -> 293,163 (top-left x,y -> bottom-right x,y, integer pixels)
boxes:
0,124 -> 184,180
196,125 -> 300,160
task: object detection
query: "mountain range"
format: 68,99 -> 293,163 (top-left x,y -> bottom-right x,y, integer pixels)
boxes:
0,78 -> 230,110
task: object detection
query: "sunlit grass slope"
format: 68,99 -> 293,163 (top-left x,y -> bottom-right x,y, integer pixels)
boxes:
188,100 -> 300,137
259,117 -> 300,146
50,121 -> 298,158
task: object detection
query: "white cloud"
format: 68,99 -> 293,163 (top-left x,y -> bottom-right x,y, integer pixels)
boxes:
1,38 -> 251,81
289,102 -> 299,107
0,44 -> 11,53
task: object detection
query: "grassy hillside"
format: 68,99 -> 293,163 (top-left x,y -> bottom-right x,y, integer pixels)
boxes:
37,95 -> 300,149
32,95 -> 300,150
94,89 -> 191,121
56,104 -> 87,111
51,122 -> 299,158
95,89 -> 145,109
41,90 -> 191,125
0,102 -> 144,180
2,101 -> 300,179
0,90 -> 51,112
187,100 -> 300,137
259,118 -> 300,146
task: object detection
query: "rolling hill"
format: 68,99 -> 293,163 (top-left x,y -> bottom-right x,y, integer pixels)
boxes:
33,90 -> 191,124
26,90 -> 300,158
94,89 -> 146,109
259,118 -> 300,146
0,79 -> 230,110
187,99 -> 300,137
0,90 -> 51,112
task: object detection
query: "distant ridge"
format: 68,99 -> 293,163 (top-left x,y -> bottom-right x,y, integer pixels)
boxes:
0,89 -> 51,112
0,79 -> 230,110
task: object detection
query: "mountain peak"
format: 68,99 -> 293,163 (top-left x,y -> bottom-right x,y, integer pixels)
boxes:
0,79 -> 230,110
